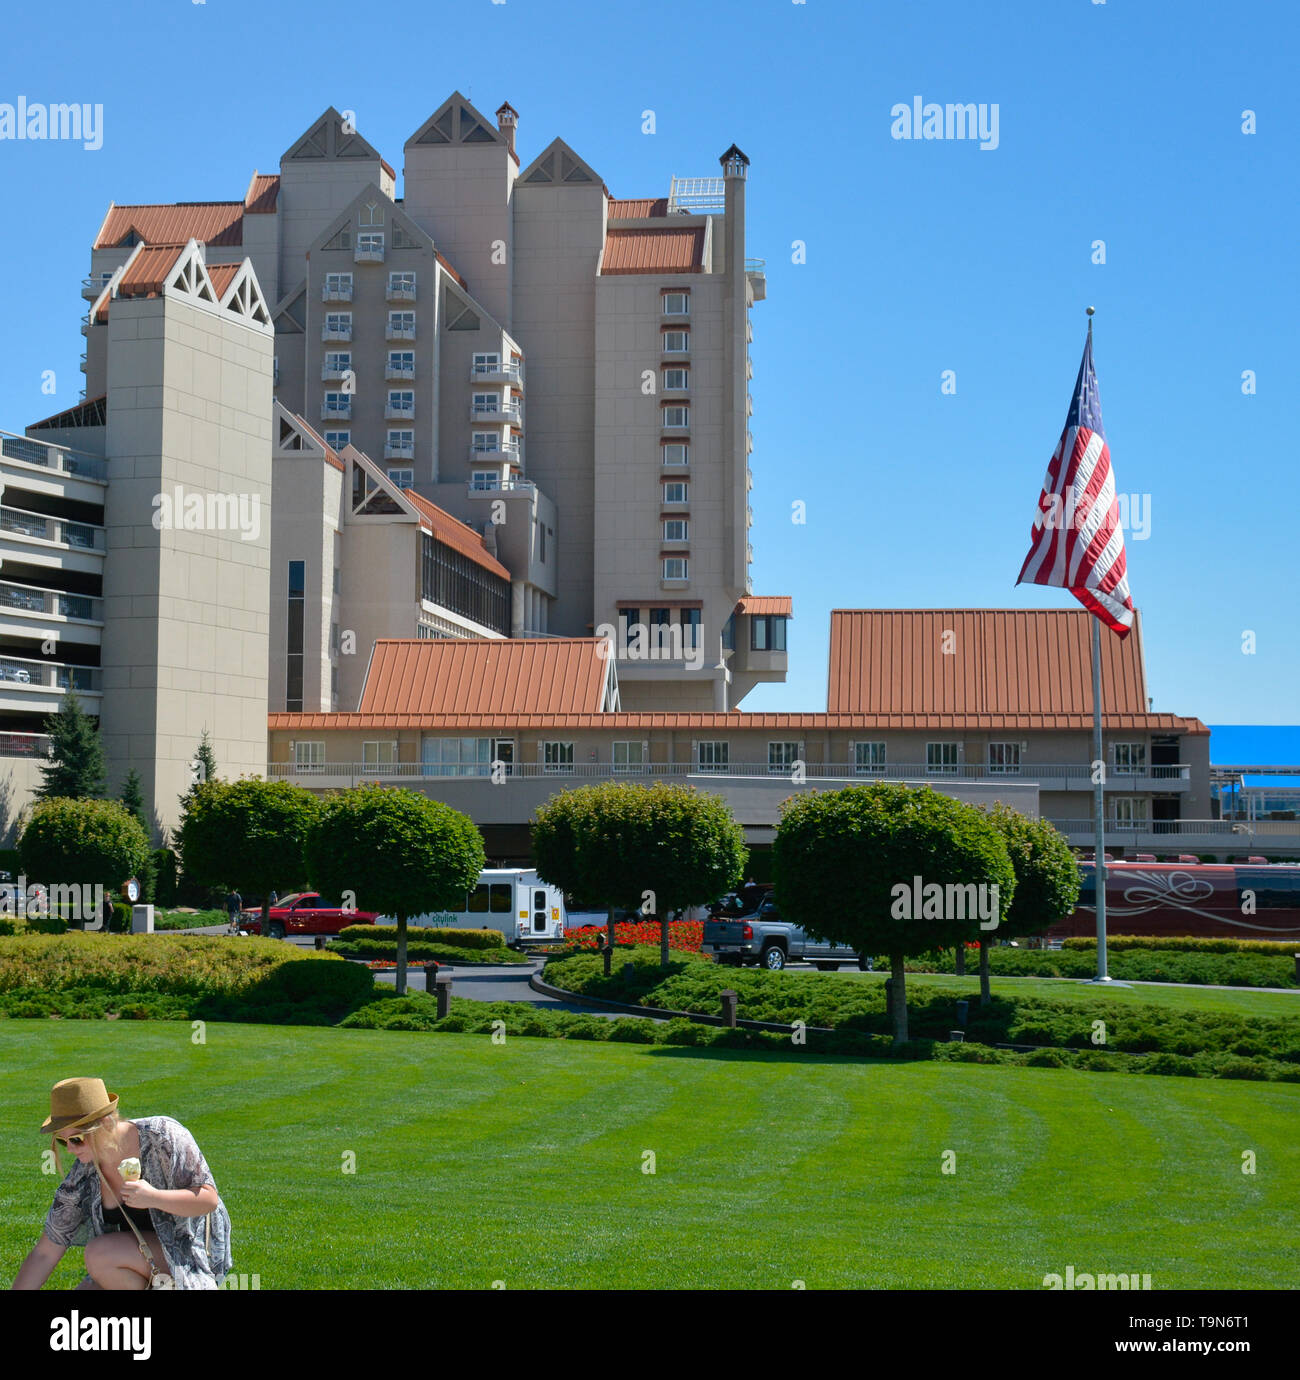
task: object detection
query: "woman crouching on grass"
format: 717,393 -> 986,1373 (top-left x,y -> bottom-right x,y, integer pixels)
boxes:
10,1077 -> 232,1290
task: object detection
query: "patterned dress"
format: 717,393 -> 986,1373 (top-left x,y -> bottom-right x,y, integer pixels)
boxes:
42,1115 -> 232,1289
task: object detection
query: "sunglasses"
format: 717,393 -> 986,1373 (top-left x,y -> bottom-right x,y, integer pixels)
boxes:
58,1130 -> 94,1147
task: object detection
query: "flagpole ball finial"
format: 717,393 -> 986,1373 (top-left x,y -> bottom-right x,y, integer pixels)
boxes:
1086,305 -> 1096,316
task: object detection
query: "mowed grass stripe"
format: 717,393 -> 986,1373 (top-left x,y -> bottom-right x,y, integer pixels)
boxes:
1,1023 -> 1295,1290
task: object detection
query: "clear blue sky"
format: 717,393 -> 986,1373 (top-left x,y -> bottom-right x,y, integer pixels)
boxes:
1,0 -> 1295,726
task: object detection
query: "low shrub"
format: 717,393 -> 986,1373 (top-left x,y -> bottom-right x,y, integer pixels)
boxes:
1062,934 -> 1300,956
338,924 -> 504,950
331,938 -> 527,965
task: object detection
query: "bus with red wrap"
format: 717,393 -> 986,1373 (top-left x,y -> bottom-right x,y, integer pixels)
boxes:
1048,861 -> 1300,941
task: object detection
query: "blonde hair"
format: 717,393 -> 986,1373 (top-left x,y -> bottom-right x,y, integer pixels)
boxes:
51,1108 -> 123,1177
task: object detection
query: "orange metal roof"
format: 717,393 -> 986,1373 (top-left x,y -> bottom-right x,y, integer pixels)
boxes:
607,197 -> 670,219
601,227 -> 704,275
435,250 -> 468,289
268,710 -> 1206,733
357,638 -> 612,716
402,490 -> 510,579
114,244 -> 188,299
206,263 -> 241,298
288,413 -> 346,473
828,609 -> 1154,717
244,173 -> 279,214
380,157 -> 397,182
95,202 -> 243,249
736,596 -> 792,617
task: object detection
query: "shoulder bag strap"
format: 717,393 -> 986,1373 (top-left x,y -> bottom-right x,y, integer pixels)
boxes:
92,1157 -> 164,1280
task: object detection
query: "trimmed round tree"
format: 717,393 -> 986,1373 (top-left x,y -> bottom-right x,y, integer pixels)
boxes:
18,797 -> 150,929
304,784 -> 485,995
978,804 -> 1081,1004
772,783 -> 1015,1043
178,778 -> 321,935
533,782 -> 746,971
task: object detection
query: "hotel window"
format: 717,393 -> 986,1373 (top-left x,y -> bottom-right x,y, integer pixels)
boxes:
662,481 -> 688,503
286,559 -> 305,711
721,613 -> 735,651
662,557 -> 688,580
470,470 -> 500,490
332,566 -> 341,594
387,311 -> 416,337
359,203 -> 384,227
472,431 -> 501,453
1114,743 -> 1147,775
472,352 -> 501,374
1113,797 -> 1149,830
988,743 -> 1021,774
768,742 -> 799,774
537,519 -> 546,562
330,665 -> 338,706
681,608 -> 701,648
387,467 -> 414,488
293,740 -> 324,774
662,330 -> 690,353
750,615 -> 787,651
324,272 -> 352,298
661,291 -> 690,316
697,741 -> 728,773
662,367 -> 689,391
543,741 -> 574,774
362,741 -> 397,772
661,442 -> 689,466
323,430 -> 350,450
357,231 -> 385,254
388,270 -> 416,296
855,742 -> 886,774
323,392 -> 350,417
387,350 -> 415,375
613,741 -> 646,774
324,351 -> 351,374
324,312 -> 351,336
472,391 -> 501,416
387,390 -> 414,416
387,429 -> 414,453
422,737 -> 493,778
330,622 -> 339,655
661,405 -> 689,428
663,518 -> 688,542
618,608 -> 640,644
926,742 -> 960,775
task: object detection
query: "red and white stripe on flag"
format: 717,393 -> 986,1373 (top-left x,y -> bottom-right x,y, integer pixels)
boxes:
1017,336 -> 1134,637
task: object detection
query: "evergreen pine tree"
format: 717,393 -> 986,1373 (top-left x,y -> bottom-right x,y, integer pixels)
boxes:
178,728 -> 219,817
37,690 -> 106,800
119,768 -> 148,832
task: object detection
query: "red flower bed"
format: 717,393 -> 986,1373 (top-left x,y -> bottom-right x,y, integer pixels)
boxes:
564,920 -> 703,953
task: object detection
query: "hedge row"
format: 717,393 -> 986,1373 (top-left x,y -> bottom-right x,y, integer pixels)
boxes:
331,938 -> 529,965
1062,934 -> 1300,956
542,948 -> 1300,1061
337,993 -> 1300,1082
337,924 -> 504,950
904,945 -> 1297,989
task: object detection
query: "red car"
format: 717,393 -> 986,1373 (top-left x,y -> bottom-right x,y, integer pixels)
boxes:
241,893 -> 379,939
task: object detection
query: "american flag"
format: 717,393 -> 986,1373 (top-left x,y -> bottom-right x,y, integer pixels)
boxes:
1016,327 -> 1134,637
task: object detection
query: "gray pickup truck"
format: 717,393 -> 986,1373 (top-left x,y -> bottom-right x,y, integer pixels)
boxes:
701,897 -> 869,971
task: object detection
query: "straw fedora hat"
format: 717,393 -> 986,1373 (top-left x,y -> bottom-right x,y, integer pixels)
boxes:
40,1077 -> 118,1135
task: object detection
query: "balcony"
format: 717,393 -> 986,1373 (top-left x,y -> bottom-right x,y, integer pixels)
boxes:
0,508 -> 105,552
470,441 -> 521,462
745,258 -> 767,302
387,281 -> 417,303
384,403 -> 415,421
80,272 -> 114,300
383,443 -> 415,461
79,353 -> 87,374
0,656 -> 102,694
321,325 -> 352,342
0,581 -> 103,622
354,240 -> 385,264
79,313 -> 92,337
470,403 -> 521,424
320,401 -> 352,422
386,323 -> 416,342
1047,817 -> 1300,855
321,363 -> 352,381
385,363 -> 416,382
322,283 -> 353,302
1,431 -> 107,483
470,361 -> 523,386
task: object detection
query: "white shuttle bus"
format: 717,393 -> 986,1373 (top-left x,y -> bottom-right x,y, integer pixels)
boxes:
393,869 -> 566,948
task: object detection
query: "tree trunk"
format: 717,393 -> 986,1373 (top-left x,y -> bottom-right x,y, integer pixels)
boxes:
659,910 -> 670,969
260,899 -> 269,938
604,904 -> 614,978
396,913 -> 408,997
954,943 -> 966,976
979,939 -> 990,1007
890,951 -> 908,1045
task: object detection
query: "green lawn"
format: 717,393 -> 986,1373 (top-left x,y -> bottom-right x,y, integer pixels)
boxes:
3,1021 -> 1296,1289
851,970 -> 1300,1020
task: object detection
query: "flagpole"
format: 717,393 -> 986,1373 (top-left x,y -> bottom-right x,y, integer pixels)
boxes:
1091,613 -> 1110,981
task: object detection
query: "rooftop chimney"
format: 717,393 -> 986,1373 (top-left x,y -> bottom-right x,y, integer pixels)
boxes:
496,101 -> 518,158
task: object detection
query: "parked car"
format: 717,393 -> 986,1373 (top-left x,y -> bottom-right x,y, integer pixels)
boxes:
702,896 -> 867,971
241,893 -> 379,939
